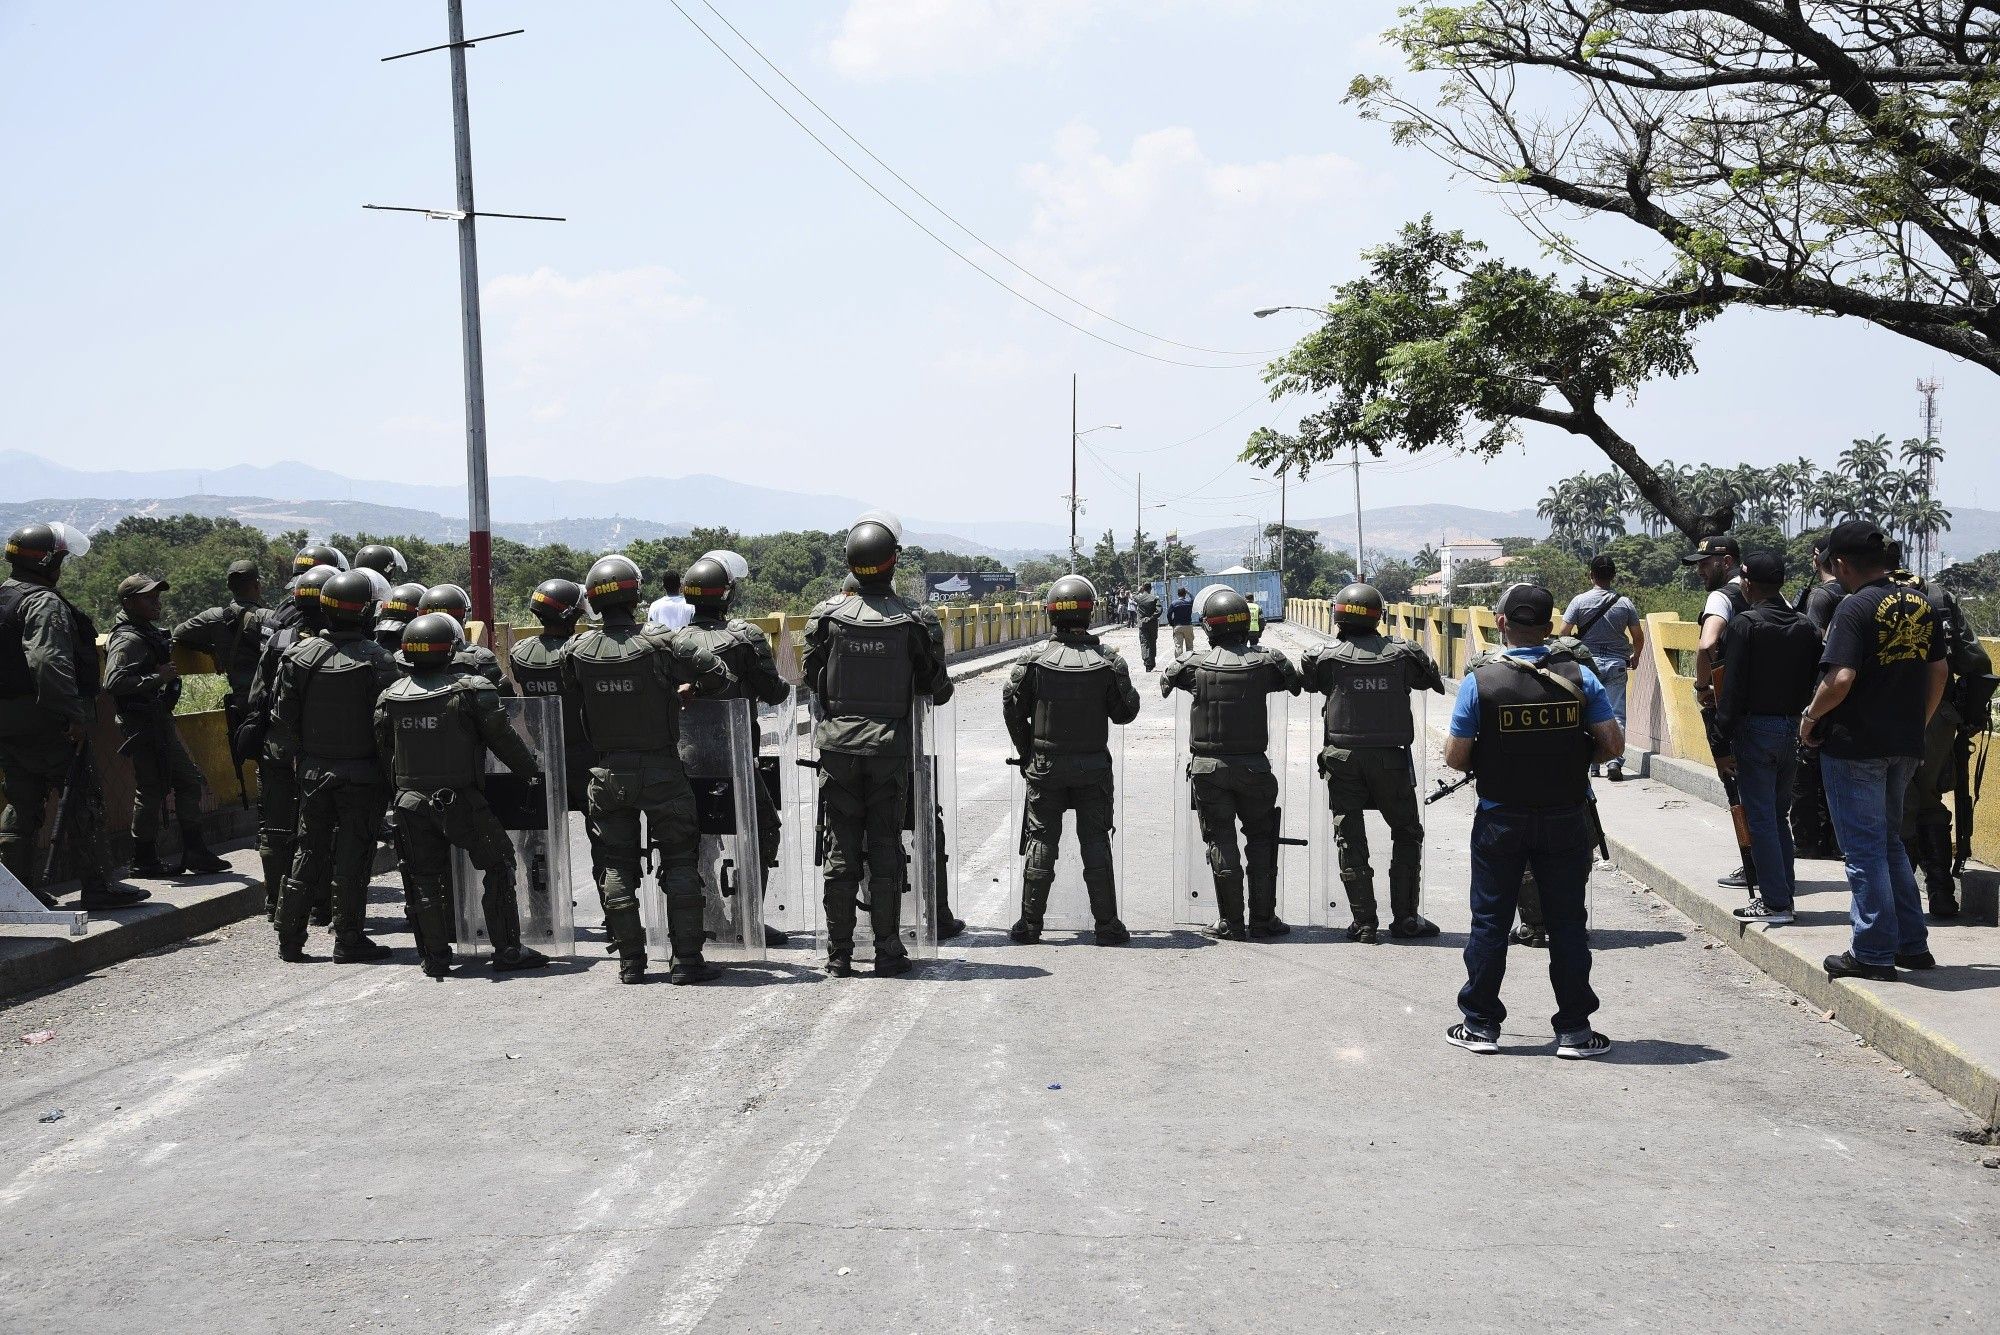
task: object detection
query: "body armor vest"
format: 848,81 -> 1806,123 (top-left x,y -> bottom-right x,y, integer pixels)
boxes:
381,675 -> 485,790
0,581 -> 100,701
679,618 -> 756,698
823,592 -> 915,721
1317,635 -> 1416,749
1470,656 -> 1592,809
510,635 -> 589,761
293,634 -> 390,761
568,626 -> 677,752
1188,645 -> 1268,756
1030,638 -> 1112,755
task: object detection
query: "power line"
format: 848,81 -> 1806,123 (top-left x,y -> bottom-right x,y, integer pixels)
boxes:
693,0 -> 1287,361
665,0 -> 1264,371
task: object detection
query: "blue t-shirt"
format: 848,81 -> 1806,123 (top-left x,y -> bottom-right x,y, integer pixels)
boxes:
1449,645 -> 1615,738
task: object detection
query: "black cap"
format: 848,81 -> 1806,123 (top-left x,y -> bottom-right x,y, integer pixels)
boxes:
1681,535 -> 1741,565
1827,519 -> 1889,559
226,558 -> 260,579
1588,554 -> 1616,578
1495,583 -> 1554,626
1743,552 -> 1786,584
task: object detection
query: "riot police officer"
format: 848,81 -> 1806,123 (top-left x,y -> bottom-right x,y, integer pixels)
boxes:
676,555 -> 792,946
376,613 -> 551,980
269,570 -> 403,963
1442,583 -> 1621,1058
415,585 -> 512,692
1160,587 -> 1303,939
105,575 -> 231,877
0,523 -> 143,908
353,544 -> 408,580
561,556 -> 733,985
1303,583 -> 1444,943
1002,575 -> 1141,944
171,558 -> 267,745
376,582 -> 427,654
802,517 -> 954,976
508,578 -> 603,891
239,564 -> 339,919
290,544 -> 349,583
1133,584 -> 1162,672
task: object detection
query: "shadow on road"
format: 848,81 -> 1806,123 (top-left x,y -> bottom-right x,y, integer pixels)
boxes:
1903,963 -> 2000,993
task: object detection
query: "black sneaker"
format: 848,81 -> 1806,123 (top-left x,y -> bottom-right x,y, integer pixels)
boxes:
1824,951 -> 1896,982
1555,1029 -> 1612,1059
1894,950 -> 1937,971
1732,899 -> 1794,925
1716,866 -> 1751,890
1445,1023 -> 1499,1054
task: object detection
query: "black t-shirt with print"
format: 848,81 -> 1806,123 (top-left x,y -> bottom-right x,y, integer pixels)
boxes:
1818,578 -> 1945,759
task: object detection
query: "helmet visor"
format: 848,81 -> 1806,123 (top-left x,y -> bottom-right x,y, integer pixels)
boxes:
702,549 -> 751,582
47,522 -> 91,561
853,510 -> 904,543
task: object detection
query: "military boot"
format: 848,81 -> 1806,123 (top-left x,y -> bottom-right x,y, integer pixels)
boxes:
1387,865 -> 1438,938
934,880 -> 966,941
1010,874 -> 1051,943
274,875 -> 316,962
618,954 -> 648,984
1084,867 -> 1128,945
259,851 -> 286,920
484,873 -> 552,971
1246,861 -> 1289,937
870,877 -> 911,974
177,827 -> 231,875
1918,828 -> 1960,918
1207,873 -> 1248,941
333,933 -> 392,963
128,839 -> 172,878
823,879 -> 860,976
666,886 -> 717,984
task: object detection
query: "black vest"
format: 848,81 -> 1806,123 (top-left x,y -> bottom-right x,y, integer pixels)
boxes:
0,581 -> 100,701
1470,656 -> 1593,808
1188,644 -> 1269,756
1316,635 -> 1415,749
823,592 -> 916,721
568,624 -> 677,753
510,633 -> 590,767
380,674 -> 485,790
1029,637 -> 1113,755
291,633 -> 392,762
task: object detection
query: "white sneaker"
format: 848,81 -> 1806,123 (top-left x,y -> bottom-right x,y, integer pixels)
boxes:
1445,1023 -> 1499,1054
1733,898 -> 1794,925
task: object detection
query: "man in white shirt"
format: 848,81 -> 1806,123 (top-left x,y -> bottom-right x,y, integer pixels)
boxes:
646,570 -> 694,630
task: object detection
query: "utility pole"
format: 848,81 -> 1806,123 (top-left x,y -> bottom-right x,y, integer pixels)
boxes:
1070,373 -> 1079,573
369,4 -> 560,629
1351,444 -> 1365,583
1132,472 -> 1142,589
1917,376 -> 1942,576
1277,469 -> 1287,593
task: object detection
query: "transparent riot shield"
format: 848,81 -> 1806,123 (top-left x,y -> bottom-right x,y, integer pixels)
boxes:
1005,725 -> 1126,930
795,697 -> 943,961
1269,679 -> 1315,925
773,689 -> 819,939
1170,691 -> 1203,925
667,698 -> 767,962
1306,691 -> 1432,929
451,695 -> 576,959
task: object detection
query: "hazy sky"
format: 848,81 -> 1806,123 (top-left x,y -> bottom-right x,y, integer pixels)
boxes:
4,1 -> 1994,535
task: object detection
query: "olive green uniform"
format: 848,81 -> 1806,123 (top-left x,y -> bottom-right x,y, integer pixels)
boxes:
1897,576 -> 1990,908
172,596 -> 267,734
375,668 -> 545,972
271,630 -> 402,949
1160,640 -> 1303,930
1001,630 -> 1141,932
1302,630 -> 1444,930
802,586 -> 953,962
560,615 -> 733,969
1133,590 -> 1161,672
239,607 -> 316,916
0,576 -> 109,888
104,611 -> 207,845
508,630 -> 602,886
673,612 -> 790,869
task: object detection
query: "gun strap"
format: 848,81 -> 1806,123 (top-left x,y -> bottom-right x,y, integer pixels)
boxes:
1570,588 -> 1622,642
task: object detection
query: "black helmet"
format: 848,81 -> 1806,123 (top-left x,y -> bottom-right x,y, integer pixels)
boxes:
318,569 -> 378,629
5,521 -> 89,576
293,564 -> 338,626
1332,583 -> 1384,630
418,583 -> 472,625
1045,575 -> 1096,630
584,555 -> 644,611
398,612 -> 461,668
1201,587 -> 1252,641
353,544 -> 408,578
682,557 -> 733,614
293,544 -> 349,575
378,582 -> 427,629
845,520 -> 899,585
530,578 -> 586,626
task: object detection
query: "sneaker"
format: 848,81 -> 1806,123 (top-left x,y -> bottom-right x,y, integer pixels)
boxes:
1894,950 -> 1937,971
1605,762 -> 1626,782
1732,899 -> 1794,925
1824,951 -> 1896,982
1445,1023 -> 1499,1054
1716,866 -> 1751,890
1555,1029 -> 1612,1059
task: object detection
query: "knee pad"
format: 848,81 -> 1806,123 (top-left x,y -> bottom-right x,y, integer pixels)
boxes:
1024,837 -> 1059,879
1205,843 -> 1241,878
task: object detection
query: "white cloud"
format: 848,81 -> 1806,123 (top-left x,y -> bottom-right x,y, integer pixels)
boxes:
825,0 -> 1267,80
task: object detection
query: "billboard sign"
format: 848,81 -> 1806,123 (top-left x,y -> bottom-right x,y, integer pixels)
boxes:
923,571 -> 1019,602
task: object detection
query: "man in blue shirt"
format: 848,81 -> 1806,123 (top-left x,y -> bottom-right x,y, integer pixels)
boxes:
1443,584 -> 1623,1058
1166,586 -> 1195,657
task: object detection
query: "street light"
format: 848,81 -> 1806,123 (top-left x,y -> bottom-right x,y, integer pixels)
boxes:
1255,303 -> 1361,580
1133,484 -> 1166,588
1068,378 -> 1122,571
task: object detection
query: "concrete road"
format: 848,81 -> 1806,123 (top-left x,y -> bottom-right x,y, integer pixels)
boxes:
3,624 -> 1996,1334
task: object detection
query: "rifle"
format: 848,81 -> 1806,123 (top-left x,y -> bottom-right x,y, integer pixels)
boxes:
1425,771 -> 1476,805
1951,673 -> 1997,876
795,756 -> 827,867
222,692 -> 251,811
42,737 -> 103,886
1701,667 -> 1758,898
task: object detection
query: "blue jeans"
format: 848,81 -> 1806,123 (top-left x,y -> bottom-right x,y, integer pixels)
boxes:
1459,803 -> 1599,1034
1734,716 -> 1799,911
1821,754 -> 1926,965
1592,656 -> 1629,765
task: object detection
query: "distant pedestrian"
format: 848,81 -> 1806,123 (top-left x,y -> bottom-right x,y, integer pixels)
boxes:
1558,554 -> 1644,780
1799,521 -> 1947,981
647,570 -> 693,630
1168,586 -> 1195,656
1715,554 -> 1823,926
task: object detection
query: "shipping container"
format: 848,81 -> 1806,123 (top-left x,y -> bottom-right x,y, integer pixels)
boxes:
1151,569 -> 1285,621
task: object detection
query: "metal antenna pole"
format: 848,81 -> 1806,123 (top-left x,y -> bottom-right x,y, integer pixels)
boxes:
1917,376 -> 1942,577
1352,444 -> 1365,582
1069,374 -> 1079,574
446,0 -> 494,627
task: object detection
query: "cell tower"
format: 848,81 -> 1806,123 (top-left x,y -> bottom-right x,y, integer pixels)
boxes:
1917,377 -> 1941,575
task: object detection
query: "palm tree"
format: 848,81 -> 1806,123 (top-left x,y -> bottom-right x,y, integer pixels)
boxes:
1840,435 -> 1892,491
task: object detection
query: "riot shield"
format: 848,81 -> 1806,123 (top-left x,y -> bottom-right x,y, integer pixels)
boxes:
773,689 -> 819,939
451,695 -> 576,959
1006,724 -> 1126,930
795,697 -> 944,961
664,698 -> 767,962
1169,688 -> 1307,927
1306,690 -> 1431,928
1268,673 -> 1315,925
